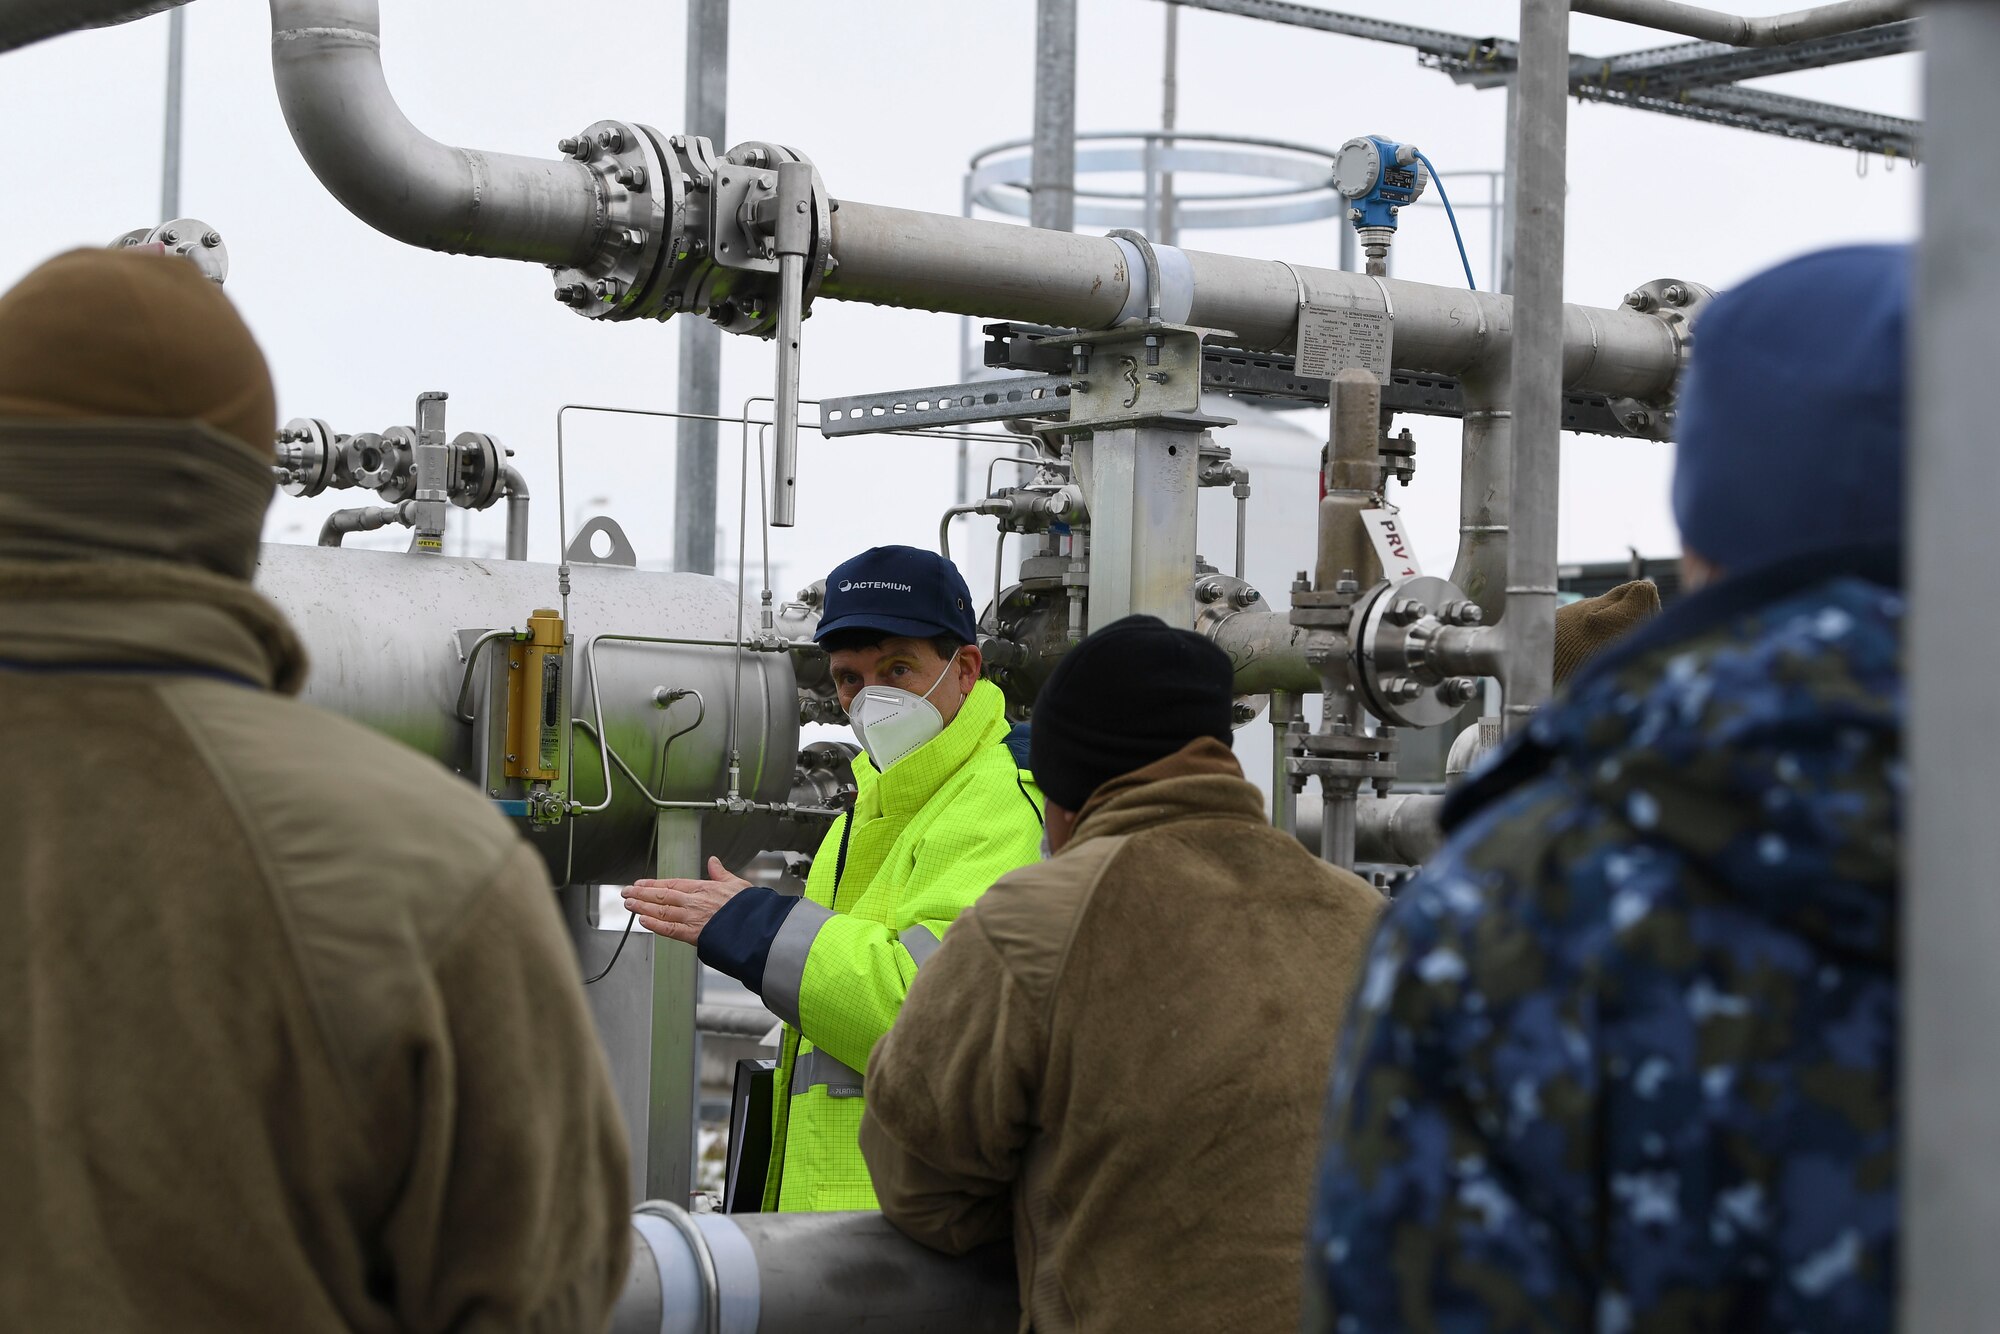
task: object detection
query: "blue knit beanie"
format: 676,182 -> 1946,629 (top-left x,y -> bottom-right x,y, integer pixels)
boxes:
1672,244 -> 1910,575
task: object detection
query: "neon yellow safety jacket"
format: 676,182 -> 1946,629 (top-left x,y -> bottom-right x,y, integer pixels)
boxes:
760,679 -> 1043,1211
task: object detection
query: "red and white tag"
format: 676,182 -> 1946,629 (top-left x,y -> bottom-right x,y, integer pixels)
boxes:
1360,508 -> 1422,582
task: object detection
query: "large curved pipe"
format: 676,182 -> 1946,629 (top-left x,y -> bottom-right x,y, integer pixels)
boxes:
1570,0 -> 1908,45
268,0 -> 605,265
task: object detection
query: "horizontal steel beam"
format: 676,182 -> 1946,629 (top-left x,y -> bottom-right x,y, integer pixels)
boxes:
819,374 -> 1072,437
1163,0 -> 1917,157
1598,80 -> 1919,155
1591,18 -> 1917,86
1163,0 -> 1516,65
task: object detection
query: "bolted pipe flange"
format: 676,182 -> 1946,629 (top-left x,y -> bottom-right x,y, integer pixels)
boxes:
110,217 -> 229,284
1605,276 -> 1715,442
449,431 -> 505,510
546,120 -> 687,322
1351,573 -> 1488,729
275,417 -> 339,497
679,140 -> 834,338
353,426 -> 418,502
1624,275 -> 1714,364
1192,571 -> 1271,649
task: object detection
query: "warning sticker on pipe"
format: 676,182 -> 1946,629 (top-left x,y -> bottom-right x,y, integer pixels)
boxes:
1295,298 -> 1392,383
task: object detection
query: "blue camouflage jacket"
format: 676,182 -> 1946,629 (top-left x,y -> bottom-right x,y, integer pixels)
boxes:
1308,546 -> 1902,1333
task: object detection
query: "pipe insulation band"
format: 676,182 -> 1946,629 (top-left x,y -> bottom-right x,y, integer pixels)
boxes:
630,1210 -> 760,1334
1109,238 -> 1195,325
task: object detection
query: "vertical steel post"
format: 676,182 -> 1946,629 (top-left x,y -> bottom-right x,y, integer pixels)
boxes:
646,809 -> 703,1205
1160,4 -> 1179,245
674,0 -> 728,573
1499,77 -> 1519,294
1084,422 -> 1201,626
1906,4 -> 2000,1323
1270,689 -> 1300,834
160,6 -> 185,222
1031,0 -> 1077,233
570,812 -> 704,1207
1500,0 -> 1568,735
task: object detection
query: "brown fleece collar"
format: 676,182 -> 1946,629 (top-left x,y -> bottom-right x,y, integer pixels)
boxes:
0,556 -> 308,695
1070,736 -> 1260,847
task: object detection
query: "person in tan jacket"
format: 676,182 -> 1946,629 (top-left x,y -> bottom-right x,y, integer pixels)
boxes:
860,615 -> 1385,1333
0,248 -> 631,1332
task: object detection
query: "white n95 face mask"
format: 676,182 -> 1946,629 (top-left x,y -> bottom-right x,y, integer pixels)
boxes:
848,651 -> 959,772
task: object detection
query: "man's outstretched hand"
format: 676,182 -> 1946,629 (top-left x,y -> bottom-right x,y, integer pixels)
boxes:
623,857 -> 753,945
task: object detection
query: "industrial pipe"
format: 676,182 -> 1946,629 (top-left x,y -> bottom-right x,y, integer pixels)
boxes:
1318,370 -> 1384,592
615,1206 -> 1018,1334
1905,3 -> 2000,1323
318,502 -> 412,547
693,1005 -> 778,1041
1203,607 -> 1319,695
1570,0 -> 1909,45
821,202 -> 1682,401
256,0 -> 1684,401
1356,793 -> 1446,866
256,0 -> 1688,403
268,0 -> 604,265
500,465 -> 530,561
1451,373 -> 1513,624
1501,0 -> 1570,736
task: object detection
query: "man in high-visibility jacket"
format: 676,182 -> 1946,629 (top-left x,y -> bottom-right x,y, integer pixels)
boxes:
623,544 -> 1044,1210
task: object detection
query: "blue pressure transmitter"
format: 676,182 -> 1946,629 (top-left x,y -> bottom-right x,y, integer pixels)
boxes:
1333,135 -> 1430,229
1333,135 -> 1434,277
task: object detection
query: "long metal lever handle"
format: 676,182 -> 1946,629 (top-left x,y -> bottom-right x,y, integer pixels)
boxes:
769,161 -> 814,527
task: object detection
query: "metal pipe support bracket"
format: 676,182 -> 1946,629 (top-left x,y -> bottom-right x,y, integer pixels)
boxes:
1042,324 -> 1205,430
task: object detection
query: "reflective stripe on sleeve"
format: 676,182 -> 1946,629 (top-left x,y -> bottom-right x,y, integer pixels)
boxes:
790,1046 -> 866,1099
760,898 -> 834,1029
900,922 -> 945,969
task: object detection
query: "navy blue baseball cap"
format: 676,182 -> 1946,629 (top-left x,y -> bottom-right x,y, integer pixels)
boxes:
815,545 -> 979,645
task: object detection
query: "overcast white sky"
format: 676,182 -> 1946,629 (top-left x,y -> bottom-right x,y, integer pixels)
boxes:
0,0 -> 1921,600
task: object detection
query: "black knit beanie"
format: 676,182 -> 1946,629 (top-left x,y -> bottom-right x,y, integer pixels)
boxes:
1029,615 -> 1236,811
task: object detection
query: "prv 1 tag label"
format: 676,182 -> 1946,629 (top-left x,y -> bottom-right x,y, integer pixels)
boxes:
1361,508 -> 1422,581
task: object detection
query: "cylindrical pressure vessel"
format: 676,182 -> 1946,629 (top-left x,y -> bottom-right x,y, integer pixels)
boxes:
253,543 -> 812,885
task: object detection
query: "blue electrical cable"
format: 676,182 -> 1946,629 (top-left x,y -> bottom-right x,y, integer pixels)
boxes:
1414,150 -> 1478,291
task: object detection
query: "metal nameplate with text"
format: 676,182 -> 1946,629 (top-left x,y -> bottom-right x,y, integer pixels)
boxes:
1295,297 -> 1393,383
